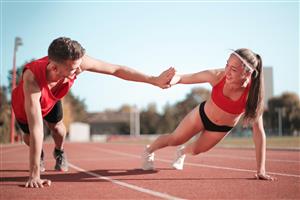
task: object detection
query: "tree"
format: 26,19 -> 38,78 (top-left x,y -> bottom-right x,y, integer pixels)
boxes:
7,59 -> 34,93
5,59 -> 88,139
158,87 -> 211,134
140,103 -> 161,134
289,107 -> 300,134
158,103 -> 178,133
175,87 -> 210,119
61,92 -> 87,133
118,104 -> 132,113
267,92 -> 300,135
0,86 -> 11,143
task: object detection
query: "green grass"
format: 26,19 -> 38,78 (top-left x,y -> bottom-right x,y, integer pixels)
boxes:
106,135 -> 300,149
218,136 -> 300,149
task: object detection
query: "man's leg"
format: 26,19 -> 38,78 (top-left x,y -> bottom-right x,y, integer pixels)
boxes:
44,101 -> 68,171
45,120 -> 68,171
45,120 -> 66,151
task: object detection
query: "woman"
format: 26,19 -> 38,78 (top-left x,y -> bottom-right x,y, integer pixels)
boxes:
141,48 -> 275,181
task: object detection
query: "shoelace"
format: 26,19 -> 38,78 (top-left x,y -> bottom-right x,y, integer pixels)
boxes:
146,151 -> 154,160
55,153 -> 65,165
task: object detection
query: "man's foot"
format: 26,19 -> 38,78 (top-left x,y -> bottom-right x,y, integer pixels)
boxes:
172,146 -> 186,170
40,150 -> 45,172
141,145 -> 155,170
53,148 -> 68,172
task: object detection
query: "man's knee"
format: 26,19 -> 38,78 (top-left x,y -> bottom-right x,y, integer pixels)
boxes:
48,121 -> 66,136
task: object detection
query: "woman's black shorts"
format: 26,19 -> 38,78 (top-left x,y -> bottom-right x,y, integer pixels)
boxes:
199,101 -> 233,132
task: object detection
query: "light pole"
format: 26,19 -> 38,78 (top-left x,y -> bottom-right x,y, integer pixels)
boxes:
10,37 -> 22,144
130,105 -> 140,137
275,107 -> 285,137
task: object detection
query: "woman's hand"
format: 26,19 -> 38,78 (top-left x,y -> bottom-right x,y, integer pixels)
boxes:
169,74 -> 181,86
254,173 -> 276,181
154,67 -> 176,89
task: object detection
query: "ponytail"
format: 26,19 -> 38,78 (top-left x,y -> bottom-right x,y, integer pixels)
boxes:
244,54 -> 265,124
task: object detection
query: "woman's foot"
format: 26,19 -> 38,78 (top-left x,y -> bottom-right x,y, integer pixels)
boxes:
172,146 -> 186,170
141,145 -> 155,170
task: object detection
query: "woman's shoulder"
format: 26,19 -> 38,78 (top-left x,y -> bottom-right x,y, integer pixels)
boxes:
208,68 -> 225,86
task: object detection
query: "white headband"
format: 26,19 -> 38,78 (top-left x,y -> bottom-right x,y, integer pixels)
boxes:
229,49 -> 254,72
229,49 -> 258,78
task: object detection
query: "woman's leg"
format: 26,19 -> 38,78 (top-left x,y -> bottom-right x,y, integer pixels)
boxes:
183,130 -> 228,155
147,105 -> 204,153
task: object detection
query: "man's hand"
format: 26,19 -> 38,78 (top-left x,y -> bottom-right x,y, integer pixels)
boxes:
25,177 -> 51,188
154,67 -> 176,89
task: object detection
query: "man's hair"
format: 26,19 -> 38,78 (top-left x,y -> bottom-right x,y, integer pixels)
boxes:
48,37 -> 86,63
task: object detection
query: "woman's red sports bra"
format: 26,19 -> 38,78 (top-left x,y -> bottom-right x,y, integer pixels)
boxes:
211,76 -> 251,114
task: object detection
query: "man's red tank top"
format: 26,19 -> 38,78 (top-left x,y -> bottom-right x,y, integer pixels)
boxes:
12,56 -> 76,123
211,76 -> 251,114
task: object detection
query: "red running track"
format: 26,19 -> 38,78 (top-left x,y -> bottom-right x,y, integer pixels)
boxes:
1,142 -> 300,199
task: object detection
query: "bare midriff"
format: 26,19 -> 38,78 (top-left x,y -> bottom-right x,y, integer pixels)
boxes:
204,97 -> 243,127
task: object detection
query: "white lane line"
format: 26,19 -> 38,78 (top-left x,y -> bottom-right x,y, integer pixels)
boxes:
91,147 -> 300,178
202,154 -> 300,163
2,157 -> 130,164
167,160 -> 300,178
92,144 -> 300,163
3,143 -> 299,178
69,163 -> 186,200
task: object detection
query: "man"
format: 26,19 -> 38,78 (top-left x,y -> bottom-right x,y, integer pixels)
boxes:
12,37 -> 175,188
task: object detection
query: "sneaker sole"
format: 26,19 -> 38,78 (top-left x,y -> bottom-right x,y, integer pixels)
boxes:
55,168 -> 68,172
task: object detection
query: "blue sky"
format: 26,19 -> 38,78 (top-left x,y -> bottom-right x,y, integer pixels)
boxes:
1,1 -> 299,112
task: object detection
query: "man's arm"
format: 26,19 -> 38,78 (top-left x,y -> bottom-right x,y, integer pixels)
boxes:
252,115 -> 276,181
80,55 -> 175,89
23,70 -> 51,188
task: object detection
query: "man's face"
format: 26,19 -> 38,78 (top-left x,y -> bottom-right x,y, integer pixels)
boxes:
55,58 -> 82,80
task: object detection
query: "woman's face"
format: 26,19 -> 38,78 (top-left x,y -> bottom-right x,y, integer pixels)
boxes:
225,54 -> 250,85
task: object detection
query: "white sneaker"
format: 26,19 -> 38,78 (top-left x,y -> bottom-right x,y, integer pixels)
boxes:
141,145 -> 155,170
40,158 -> 46,172
172,146 -> 186,170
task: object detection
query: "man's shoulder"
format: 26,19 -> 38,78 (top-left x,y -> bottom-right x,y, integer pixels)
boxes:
26,56 -> 49,67
23,56 -> 48,83
23,69 -> 35,83
23,69 -> 41,92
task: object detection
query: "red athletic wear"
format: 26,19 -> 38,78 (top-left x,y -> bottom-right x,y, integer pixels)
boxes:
12,56 -> 76,123
211,76 -> 251,114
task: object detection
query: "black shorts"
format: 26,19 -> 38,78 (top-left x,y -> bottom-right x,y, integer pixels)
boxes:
199,101 -> 233,132
17,100 -> 63,134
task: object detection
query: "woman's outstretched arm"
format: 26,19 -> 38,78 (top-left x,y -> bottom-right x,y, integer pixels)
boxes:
170,69 -> 224,86
252,115 -> 276,181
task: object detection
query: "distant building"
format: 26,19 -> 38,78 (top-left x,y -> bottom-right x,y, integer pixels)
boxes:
263,67 -> 274,108
84,111 -> 130,136
69,122 -> 90,142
